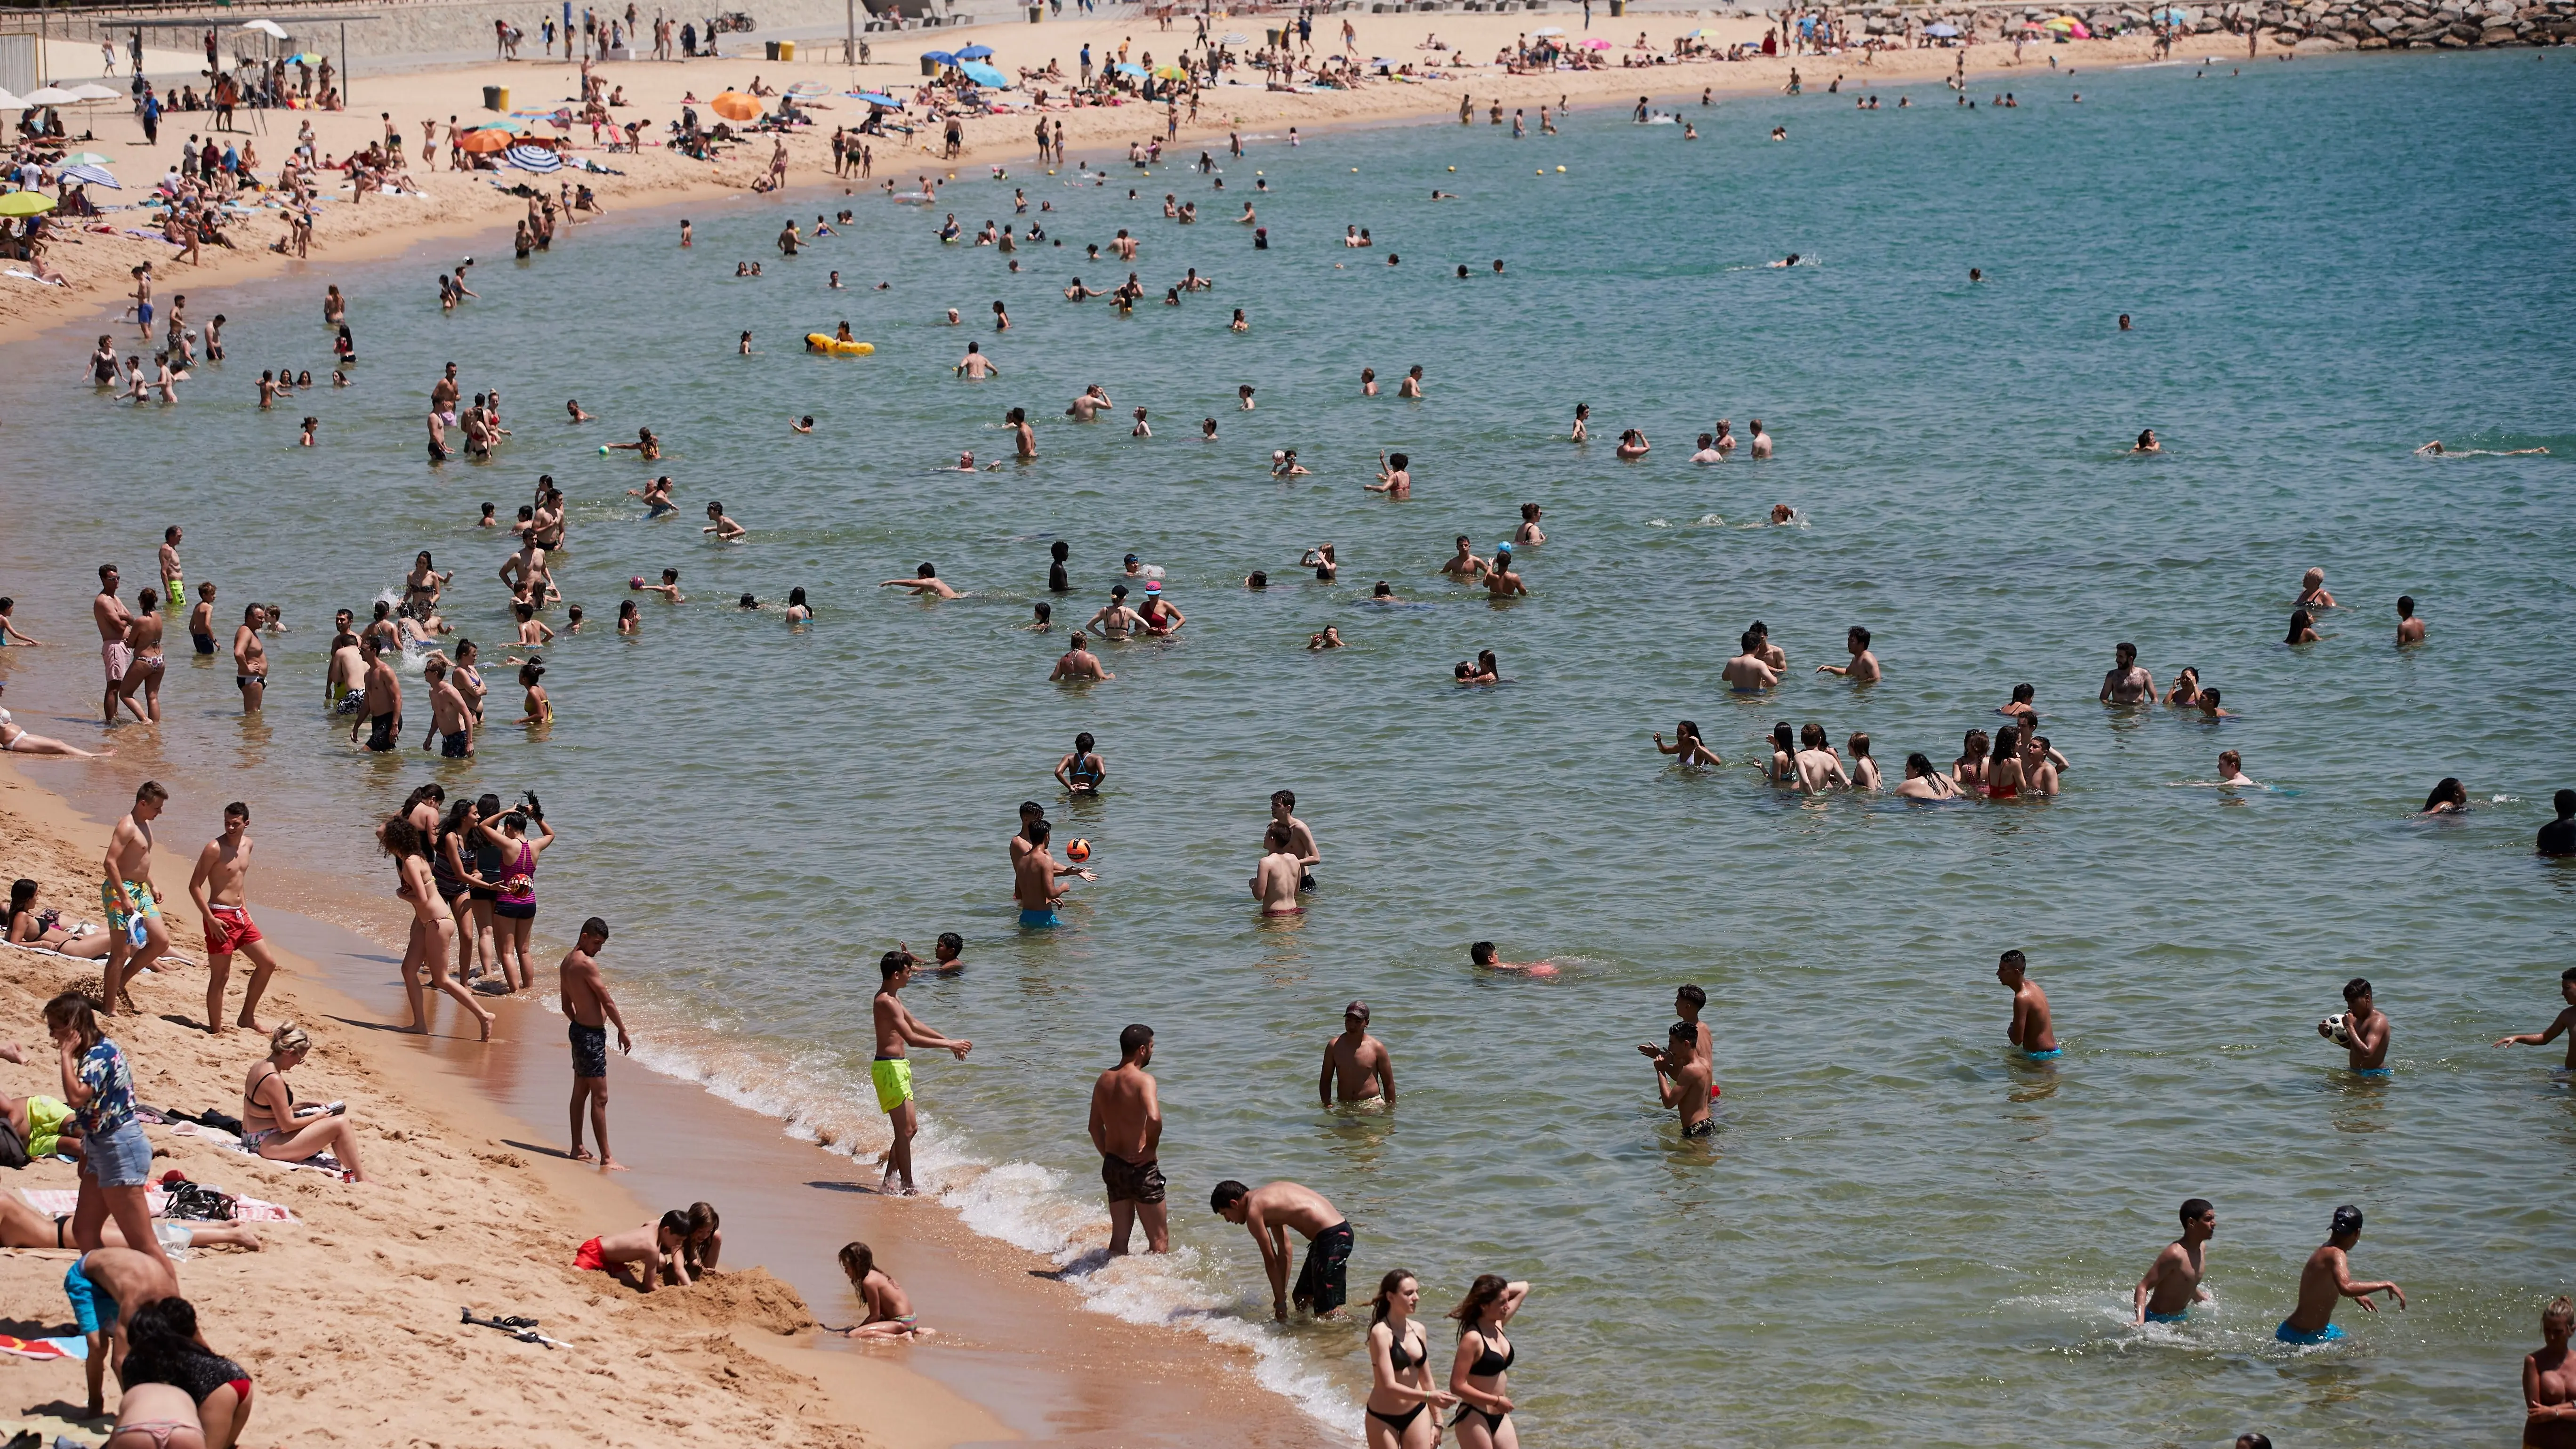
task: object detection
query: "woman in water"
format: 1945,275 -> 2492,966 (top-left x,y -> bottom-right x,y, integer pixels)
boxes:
1996,682 -> 2036,725
2286,608 -> 2320,645
115,589 -> 164,724
404,551 -> 450,624
1569,402 -> 1588,442
1473,650 -> 1499,684
0,683 -> 110,760
2419,777 -> 2469,815
1446,1274 -> 1528,1449
334,323 -> 357,364
1365,1270 -> 1455,1449
1654,720 -> 1723,768
2163,666 -> 2201,708
1847,732 -> 1882,792
1984,725 -> 2027,800
1953,728 -> 1991,794
381,815 -> 489,1040
1302,543 -> 1338,582
2130,428 -> 2159,454
1513,504 -> 1545,546
1766,722 -> 1797,784
616,599 -> 640,634
1055,732 -> 1106,796
323,285 -> 346,324
1895,752 -> 1962,800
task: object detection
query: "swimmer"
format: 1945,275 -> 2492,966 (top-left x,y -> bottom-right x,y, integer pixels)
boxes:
2420,777 -> 2469,815
1302,545 -> 1338,583
2492,966 -> 2576,1067
627,475 -> 677,517
1368,582 -> 1402,604
1998,682 -> 2038,725
1848,733 -> 1883,792
2295,569 -> 2337,610
1469,942 -> 1556,977
2130,428 -> 2160,454
1399,365 -> 1425,399
1439,537 -> 1489,580
1267,791 -> 1322,889
565,399 -> 596,423
954,342 -> 1000,379
2134,1199 -> 2218,1324
1201,418 -> 1220,441
1308,627 -> 1346,651
1133,408 -> 1153,437
2394,595 -> 2425,646
1051,633 -> 1113,682
1055,731 -> 1106,797
2192,688 -> 2232,718
1239,384 -> 1257,411
605,426 -> 661,459
633,569 -> 685,603
1654,721 -> 1723,768
1689,434 -> 1723,464
1513,505 -> 1545,546
1362,369 -> 1380,398
702,502 -> 746,540
1996,949 -> 2058,1058
1794,724 -> 1851,793
1482,552 -> 1526,598
2099,642 -> 2157,706
1895,753 -> 1963,800
786,588 -> 813,623
2278,1205 -> 2402,1344
1768,504 -> 1797,525
1615,428 -> 1650,460
792,416 -> 815,434
1570,403 -> 1589,442
1231,309 -> 1249,332
2322,977 -> 2389,1071
2416,440 -> 2550,456
2540,789 -> 2576,857
1722,632 -> 1778,692
1274,449 -> 1310,477
880,564 -> 960,599
1768,253 -> 1802,268
1251,823 -> 1304,916
2207,749 -> 2257,789
1816,626 -> 1880,682
1646,1018 -> 1714,1137
1368,452 -> 1412,498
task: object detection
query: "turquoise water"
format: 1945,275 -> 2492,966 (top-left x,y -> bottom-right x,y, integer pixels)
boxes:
5,50 -> 2576,1446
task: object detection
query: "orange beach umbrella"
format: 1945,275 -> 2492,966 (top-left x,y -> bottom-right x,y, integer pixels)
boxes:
708,90 -> 764,121
459,128 -> 513,153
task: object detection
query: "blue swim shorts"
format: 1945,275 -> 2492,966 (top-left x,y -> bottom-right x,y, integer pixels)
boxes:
64,1258 -> 119,1336
2353,1068 -> 2391,1078
2022,1048 -> 2064,1061
2144,1309 -> 2189,1324
1018,908 -> 1061,929
2276,1320 -> 2344,1345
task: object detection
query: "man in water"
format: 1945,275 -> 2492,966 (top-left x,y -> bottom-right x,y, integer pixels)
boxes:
2492,966 -> 2576,1067
2217,749 -> 2260,788
1646,1019 -> 1714,1137
1268,789 -> 1320,890
1089,1022 -> 1167,1255
2277,1204 -> 2402,1344
2134,1198 -> 2216,1323
1793,723 -> 1852,793
1484,547 -> 1527,597
1997,949 -> 2058,1060
93,564 -> 133,726
1816,625 -> 1880,682
326,615 -> 366,713
1723,631 -> 1779,692
2541,789 -> 2576,857
954,341 -> 999,379
1470,941 -> 1557,976
1438,535 -> 1488,580
1251,823 -> 1304,916
1748,419 -> 1773,458
1066,383 -> 1112,419
99,780 -> 172,1016
1209,1179 -> 1353,1322
2099,642 -> 2156,706
872,948 -> 972,1195
1319,1001 -> 1394,1108
2322,977 -> 2389,1073
185,801 -> 283,1034
2394,594 -> 2425,647
348,636 -> 402,752
880,564 -> 961,599
1050,633 -> 1111,682
1014,818 -> 1091,926
559,916 -> 631,1169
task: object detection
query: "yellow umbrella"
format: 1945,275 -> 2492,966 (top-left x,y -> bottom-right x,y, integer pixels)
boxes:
708,91 -> 764,121
0,191 -> 58,217
459,128 -> 514,153
1152,64 -> 1187,80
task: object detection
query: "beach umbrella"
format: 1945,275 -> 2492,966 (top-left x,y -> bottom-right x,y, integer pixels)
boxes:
290,52 -> 325,65
20,86 -> 81,106
59,151 -> 112,165
1220,32 -> 1249,43
1681,27 -> 1710,37
708,90 -> 763,121
959,60 -> 1013,88
1151,63 -> 1187,79
1114,61 -> 1147,76
0,191 -> 57,217
459,128 -> 513,153
1577,37 -> 1611,49
1924,21 -> 1961,35
921,49 -> 958,64
2043,15 -> 2077,27
67,84 -> 121,102
506,144 -> 564,172
61,163 -> 120,188
1532,24 -> 1566,34
241,18 -> 290,38
953,43 -> 994,59
850,90 -> 905,107
2150,4 -> 2191,17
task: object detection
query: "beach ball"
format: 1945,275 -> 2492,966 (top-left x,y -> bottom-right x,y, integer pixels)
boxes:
1067,838 -> 1092,862
1556,166 -> 1567,173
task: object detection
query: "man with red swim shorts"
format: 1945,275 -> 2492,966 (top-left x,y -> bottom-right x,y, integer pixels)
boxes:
187,802 -> 283,1036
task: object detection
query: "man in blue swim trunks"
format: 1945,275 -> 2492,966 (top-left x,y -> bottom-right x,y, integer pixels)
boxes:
2134,1198 -> 2215,1324
1012,818 -> 1091,928
65,1246 -> 174,1416
1996,950 -> 2059,1060
2278,1204 -> 2402,1344
2320,977 -> 2390,1075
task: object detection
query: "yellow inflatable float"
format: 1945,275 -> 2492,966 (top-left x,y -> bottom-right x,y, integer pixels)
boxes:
805,333 -> 875,356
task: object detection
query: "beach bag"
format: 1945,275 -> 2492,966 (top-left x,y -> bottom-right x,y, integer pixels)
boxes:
0,1118 -> 26,1170
162,1181 -> 237,1221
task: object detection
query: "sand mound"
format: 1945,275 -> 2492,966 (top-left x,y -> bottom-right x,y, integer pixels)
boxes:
632,1265 -> 817,1336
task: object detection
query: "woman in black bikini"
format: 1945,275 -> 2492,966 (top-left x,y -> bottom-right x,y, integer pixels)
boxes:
1446,1274 -> 1529,1449
1364,1270 -> 1454,1449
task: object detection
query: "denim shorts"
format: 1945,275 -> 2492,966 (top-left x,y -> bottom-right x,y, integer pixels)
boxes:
83,1121 -> 153,1188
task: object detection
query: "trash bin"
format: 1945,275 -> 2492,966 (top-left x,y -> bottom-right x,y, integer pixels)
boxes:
778,39 -> 795,59
920,53 -> 939,74
1609,0 -> 1625,14
483,84 -> 508,112
764,39 -> 781,59
1029,4 -> 1043,20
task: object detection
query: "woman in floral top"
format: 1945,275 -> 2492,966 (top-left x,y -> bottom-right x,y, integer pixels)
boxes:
47,991 -> 171,1271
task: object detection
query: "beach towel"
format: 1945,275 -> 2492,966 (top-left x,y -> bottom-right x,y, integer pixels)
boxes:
19,1188 -> 299,1224
0,1336 -> 87,1361
3,269 -> 65,287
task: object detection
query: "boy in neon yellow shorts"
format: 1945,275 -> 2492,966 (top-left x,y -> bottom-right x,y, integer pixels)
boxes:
870,949 -> 971,1196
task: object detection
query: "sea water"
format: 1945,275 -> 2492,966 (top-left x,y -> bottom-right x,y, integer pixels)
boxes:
4,50 -> 2574,1446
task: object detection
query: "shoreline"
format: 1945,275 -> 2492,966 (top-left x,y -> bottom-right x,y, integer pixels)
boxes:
0,17 -> 2183,349
0,749 -> 1329,1446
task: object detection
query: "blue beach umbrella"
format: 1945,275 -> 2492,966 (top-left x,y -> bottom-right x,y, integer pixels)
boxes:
851,90 -> 905,107
506,144 -> 564,173
62,163 -> 121,189
958,59 -> 1010,88
922,49 -> 957,64
954,43 -> 994,59
1115,61 -> 1147,76
2150,6 -> 2191,19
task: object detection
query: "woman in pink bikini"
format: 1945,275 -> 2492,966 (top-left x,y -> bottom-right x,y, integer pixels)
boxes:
477,798 -> 557,993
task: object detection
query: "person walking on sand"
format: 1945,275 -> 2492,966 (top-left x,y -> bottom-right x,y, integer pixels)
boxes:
872,948 -> 971,1196
2135,1197 -> 2216,1323
1089,1022 -> 1167,1255
1997,949 -> 2059,1060
2276,1204 -> 2402,1344
186,802 -> 282,1034
98,780 -> 172,1018
1210,1179 -> 1354,1322
558,917 -> 629,1168
1320,1001 -> 1395,1108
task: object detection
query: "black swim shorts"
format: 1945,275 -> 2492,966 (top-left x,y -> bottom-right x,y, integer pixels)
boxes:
1293,1221 -> 1354,1316
1100,1153 -> 1166,1205
569,1021 -> 608,1079
365,714 -> 397,752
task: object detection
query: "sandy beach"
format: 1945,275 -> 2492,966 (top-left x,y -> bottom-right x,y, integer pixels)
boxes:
0,14 -> 2164,346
